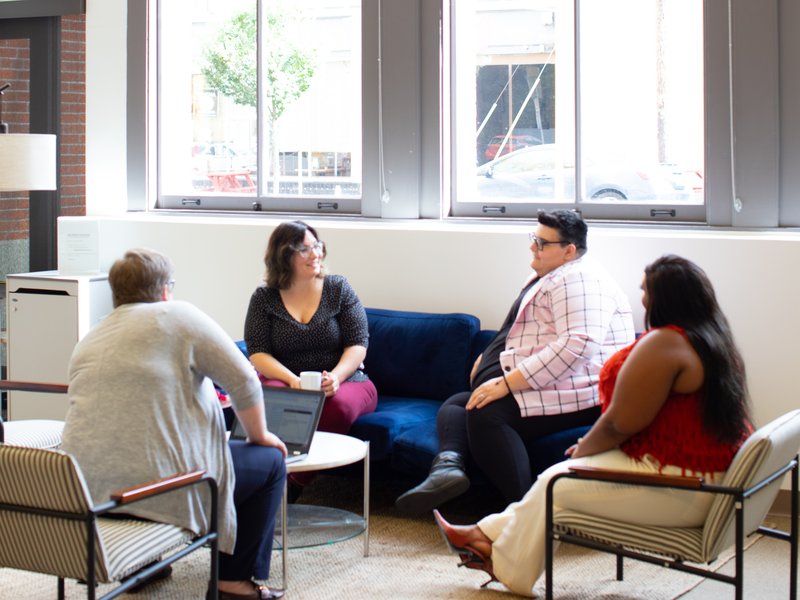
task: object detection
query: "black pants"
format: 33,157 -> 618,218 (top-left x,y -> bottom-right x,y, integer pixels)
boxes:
436,392 -> 599,503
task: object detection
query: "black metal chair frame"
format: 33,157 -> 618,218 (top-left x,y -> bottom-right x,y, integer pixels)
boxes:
0,466 -> 219,600
544,456 -> 798,600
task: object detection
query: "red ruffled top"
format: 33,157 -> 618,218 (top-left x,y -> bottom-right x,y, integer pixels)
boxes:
599,325 -> 748,474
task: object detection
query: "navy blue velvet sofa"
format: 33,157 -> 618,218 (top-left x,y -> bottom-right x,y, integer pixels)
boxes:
349,308 -> 591,482
235,307 -> 591,482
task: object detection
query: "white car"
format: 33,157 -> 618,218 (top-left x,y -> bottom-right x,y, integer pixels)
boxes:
476,144 -> 690,203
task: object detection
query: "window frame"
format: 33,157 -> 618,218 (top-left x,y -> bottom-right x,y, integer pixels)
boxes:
129,0 -> 787,228
138,0 -> 368,215
446,0 -> 773,226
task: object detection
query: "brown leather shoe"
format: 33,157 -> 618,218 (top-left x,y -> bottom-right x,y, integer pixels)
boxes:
209,583 -> 285,600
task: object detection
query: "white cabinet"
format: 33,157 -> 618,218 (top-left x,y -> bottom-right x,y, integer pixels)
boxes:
5,271 -> 113,420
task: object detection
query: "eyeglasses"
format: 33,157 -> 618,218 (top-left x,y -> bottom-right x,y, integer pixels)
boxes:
528,232 -> 568,251
293,241 -> 325,258
166,279 -> 176,292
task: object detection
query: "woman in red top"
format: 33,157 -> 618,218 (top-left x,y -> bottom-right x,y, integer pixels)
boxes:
432,255 -> 751,597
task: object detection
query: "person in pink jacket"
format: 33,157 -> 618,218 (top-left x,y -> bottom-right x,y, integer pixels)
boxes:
396,210 -> 635,513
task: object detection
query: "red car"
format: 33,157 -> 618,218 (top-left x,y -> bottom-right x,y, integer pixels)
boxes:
483,134 -> 538,162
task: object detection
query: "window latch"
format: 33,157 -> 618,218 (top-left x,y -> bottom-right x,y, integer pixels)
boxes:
650,209 -> 676,217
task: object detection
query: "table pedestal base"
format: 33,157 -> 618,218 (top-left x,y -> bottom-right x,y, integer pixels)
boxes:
274,505 -> 366,549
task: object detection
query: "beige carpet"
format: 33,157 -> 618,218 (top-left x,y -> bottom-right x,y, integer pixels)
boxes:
0,475 -> 768,599
677,515 -> 795,599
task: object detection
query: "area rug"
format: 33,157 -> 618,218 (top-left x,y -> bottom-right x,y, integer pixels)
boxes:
0,475 -> 764,599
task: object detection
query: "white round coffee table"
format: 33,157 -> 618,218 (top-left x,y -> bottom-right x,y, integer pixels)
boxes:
277,431 -> 370,590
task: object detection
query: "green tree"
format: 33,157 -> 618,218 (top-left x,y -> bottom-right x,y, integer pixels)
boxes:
202,6 -> 315,191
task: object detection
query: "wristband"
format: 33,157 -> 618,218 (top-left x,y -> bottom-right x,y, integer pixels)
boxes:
501,371 -> 512,393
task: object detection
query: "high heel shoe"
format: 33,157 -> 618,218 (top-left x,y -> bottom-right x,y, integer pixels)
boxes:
433,509 -> 498,588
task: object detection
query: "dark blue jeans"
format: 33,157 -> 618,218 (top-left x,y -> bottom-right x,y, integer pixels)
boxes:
221,441 -> 286,581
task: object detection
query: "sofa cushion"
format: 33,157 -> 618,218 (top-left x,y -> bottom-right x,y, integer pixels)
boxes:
364,308 -> 481,401
349,397 -> 441,462
391,419 -> 440,475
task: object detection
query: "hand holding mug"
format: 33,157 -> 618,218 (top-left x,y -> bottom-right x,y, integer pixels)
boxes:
321,370 -> 339,397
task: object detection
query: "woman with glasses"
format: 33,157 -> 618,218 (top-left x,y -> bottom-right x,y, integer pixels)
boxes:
396,209 -> 635,514
244,220 -> 377,494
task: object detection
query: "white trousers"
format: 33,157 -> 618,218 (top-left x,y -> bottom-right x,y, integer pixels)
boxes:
477,450 -> 724,597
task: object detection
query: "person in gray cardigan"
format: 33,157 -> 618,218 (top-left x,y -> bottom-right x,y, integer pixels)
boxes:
62,248 -> 287,600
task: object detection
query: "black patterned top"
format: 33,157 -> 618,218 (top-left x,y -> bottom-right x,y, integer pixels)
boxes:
244,274 -> 369,376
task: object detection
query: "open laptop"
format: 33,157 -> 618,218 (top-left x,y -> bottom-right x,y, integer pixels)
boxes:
229,386 -> 326,464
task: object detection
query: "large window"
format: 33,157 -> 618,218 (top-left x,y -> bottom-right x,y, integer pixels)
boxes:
157,0 -> 362,212
450,0 -> 706,221
139,0 -> 785,226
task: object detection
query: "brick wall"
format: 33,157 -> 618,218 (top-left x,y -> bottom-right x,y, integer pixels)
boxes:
60,15 -> 86,218
0,15 -> 87,246
0,38 -> 31,243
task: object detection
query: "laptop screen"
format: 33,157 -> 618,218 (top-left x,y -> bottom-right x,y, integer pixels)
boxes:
265,390 -> 322,445
229,386 -> 325,453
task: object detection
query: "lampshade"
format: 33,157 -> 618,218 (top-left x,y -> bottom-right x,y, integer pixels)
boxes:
0,133 -> 57,191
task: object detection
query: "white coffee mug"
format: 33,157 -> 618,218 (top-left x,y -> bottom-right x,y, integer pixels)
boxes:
300,371 -> 322,391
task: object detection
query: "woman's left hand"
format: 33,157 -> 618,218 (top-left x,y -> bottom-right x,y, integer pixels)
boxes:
321,370 -> 340,398
564,438 -> 581,457
466,376 -> 509,410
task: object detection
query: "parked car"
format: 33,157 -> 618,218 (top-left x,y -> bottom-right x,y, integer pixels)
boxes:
659,163 -> 705,203
476,144 -> 691,203
483,134 -> 539,162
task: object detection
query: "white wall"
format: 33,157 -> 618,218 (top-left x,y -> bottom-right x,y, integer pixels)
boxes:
76,1 -> 799,433
58,214 -> 800,432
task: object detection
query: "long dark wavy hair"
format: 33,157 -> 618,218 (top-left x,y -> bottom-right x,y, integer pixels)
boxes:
264,221 -> 326,289
644,255 -> 750,444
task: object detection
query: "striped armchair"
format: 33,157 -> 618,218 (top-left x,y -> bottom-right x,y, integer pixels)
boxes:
545,409 -> 800,600
0,380 -> 69,448
0,444 -> 219,600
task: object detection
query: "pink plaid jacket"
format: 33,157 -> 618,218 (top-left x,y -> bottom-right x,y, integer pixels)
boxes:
499,257 -> 635,417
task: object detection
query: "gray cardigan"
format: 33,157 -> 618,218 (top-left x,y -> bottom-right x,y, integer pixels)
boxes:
62,300 -> 263,553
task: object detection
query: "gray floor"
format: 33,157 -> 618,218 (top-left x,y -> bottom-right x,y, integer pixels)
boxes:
679,513 -> 796,599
